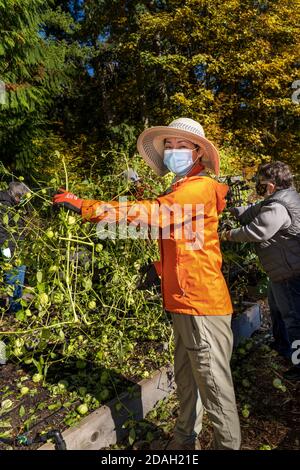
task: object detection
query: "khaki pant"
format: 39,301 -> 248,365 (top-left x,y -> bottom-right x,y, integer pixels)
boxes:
171,313 -> 241,450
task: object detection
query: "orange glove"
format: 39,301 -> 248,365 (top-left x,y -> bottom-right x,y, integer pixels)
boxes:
52,189 -> 83,214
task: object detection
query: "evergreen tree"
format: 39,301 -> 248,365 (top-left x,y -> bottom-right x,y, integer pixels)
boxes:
0,0 -> 78,171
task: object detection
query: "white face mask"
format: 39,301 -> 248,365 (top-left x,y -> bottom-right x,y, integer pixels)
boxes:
163,149 -> 195,176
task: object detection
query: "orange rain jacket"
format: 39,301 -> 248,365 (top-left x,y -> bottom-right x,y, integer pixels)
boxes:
81,175 -> 233,316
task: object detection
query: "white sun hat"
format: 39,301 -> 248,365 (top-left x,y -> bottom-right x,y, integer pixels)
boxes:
137,117 -> 220,176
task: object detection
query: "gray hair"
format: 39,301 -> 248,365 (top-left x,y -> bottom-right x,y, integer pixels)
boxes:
8,182 -> 30,201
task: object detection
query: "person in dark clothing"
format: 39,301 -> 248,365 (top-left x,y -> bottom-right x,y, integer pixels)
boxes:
0,182 -> 30,312
222,162 -> 300,381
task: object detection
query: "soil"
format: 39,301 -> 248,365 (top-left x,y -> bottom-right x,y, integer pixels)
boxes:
0,340 -> 168,450
0,363 -> 67,450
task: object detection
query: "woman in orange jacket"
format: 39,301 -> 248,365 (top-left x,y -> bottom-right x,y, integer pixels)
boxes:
53,118 -> 241,450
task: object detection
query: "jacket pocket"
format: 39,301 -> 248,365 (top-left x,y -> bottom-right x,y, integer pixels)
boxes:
161,239 -> 185,298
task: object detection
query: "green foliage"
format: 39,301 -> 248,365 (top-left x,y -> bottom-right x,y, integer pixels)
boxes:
56,0 -> 299,172
134,0 -> 300,168
0,0 -> 81,170
0,152 -> 172,382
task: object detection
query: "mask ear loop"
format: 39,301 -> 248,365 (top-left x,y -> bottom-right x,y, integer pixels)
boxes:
186,146 -> 205,173
196,146 -> 205,162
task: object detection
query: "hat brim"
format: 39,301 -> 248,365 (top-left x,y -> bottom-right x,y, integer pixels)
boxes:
137,126 -> 220,176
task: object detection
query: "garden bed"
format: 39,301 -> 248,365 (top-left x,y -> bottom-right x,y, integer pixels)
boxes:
0,339 -> 171,450
39,365 -> 175,450
0,302 -> 262,450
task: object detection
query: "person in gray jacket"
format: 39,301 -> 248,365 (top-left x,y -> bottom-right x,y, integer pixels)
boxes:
221,161 -> 300,381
